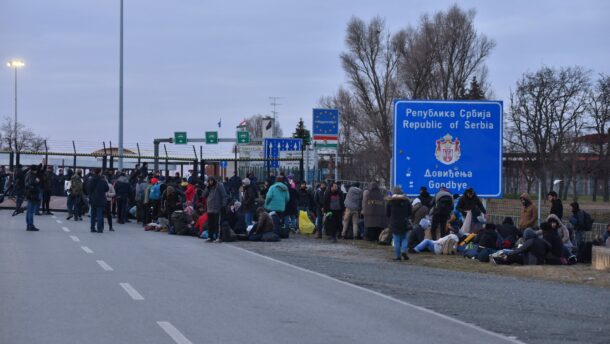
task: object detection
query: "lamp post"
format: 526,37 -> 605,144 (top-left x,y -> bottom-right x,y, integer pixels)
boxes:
6,59 -> 25,153
118,0 -> 124,170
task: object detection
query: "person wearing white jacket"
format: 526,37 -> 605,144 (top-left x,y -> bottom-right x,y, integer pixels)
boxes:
413,233 -> 459,254
104,175 -> 116,232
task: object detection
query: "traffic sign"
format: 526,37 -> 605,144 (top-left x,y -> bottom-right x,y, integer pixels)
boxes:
264,138 -> 302,168
393,100 -> 503,198
220,161 -> 228,169
237,131 -> 250,144
174,132 -> 187,145
313,108 -> 339,141
205,131 -> 218,144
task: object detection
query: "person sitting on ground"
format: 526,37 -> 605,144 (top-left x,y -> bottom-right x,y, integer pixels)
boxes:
249,207 -> 275,241
386,186 -> 412,261
496,217 -> 519,248
412,232 -> 459,255
518,193 -> 538,232
501,228 -> 550,265
474,223 -> 498,262
411,198 -> 429,227
546,214 -> 572,256
407,218 -> 431,252
226,201 -> 246,235
539,222 -> 564,265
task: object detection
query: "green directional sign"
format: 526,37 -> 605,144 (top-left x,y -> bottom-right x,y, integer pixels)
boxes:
237,131 -> 250,144
205,131 -> 218,144
174,132 -> 187,145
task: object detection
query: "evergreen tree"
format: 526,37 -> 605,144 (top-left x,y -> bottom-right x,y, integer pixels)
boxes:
464,77 -> 486,100
292,118 -> 311,149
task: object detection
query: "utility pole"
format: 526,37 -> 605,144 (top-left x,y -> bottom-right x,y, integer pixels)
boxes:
269,96 -> 282,137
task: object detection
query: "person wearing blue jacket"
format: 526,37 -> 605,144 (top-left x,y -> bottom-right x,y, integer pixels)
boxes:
264,176 -> 290,213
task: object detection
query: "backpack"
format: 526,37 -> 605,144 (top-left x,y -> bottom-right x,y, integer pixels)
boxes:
582,211 -> 594,231
149,184 -> 161,201
378,228 -> 392,245
434,195 -> 453,216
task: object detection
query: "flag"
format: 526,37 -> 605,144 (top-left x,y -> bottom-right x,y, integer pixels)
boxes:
237,119 -> 247,128
218,118 -> 222,128
265,120 -> 272,130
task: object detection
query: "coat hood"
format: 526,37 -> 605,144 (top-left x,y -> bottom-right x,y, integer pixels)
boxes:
520,193 -> 531,201
274,182 -> 288,191
388,194 -> 407,201
523,228 -> 537,239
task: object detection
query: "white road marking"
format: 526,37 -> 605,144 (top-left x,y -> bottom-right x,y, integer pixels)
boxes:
56,220 -> 62,224
61,227 -> 70,232
81,246 -> 94,254
96,260 -> 114,271
157,322 -> 193,344
227,245 -> 525,344
69,235 -> 80,242
120,283 -> 144,301
51,215 -> 57,219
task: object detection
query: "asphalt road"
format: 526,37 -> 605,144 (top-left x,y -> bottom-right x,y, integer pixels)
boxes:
0,211 -> 525,344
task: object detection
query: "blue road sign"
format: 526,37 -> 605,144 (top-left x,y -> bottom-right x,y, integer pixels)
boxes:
393,100 -> 503,198
220,161 -> 228,169
264,138 -> 302,168
312,109 -> 339,137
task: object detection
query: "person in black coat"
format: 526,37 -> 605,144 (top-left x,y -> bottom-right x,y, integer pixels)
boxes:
474,223 -> 498,262
503,228 -> 550,265
24,165 -> 42,231
241,178 -> 259,226
87,168 -> 109,233
386,187 -> 412,261
323,182 -> 344,242
541,222 -> 564,265
496,217 -> 519,248
547,191 -> 563,220
456,188 -> 486,218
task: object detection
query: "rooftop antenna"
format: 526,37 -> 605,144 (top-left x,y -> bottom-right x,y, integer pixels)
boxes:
269,96 -> 283,137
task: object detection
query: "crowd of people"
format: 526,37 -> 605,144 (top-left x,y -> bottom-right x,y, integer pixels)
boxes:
2,162 -> 609,264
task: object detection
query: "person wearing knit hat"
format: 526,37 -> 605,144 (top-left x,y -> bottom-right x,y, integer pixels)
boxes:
151,177 -> 158,185
242,178 -> 251,186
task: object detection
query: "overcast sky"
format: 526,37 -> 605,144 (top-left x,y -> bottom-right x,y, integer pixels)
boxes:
1,0 -> 609,151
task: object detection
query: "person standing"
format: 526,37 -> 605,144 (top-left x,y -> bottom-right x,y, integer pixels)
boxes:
114,173 -> 130,224
87,168 -> 109,233
24,165 -> 42,231
67,170 -> 83,221
547,191 -> 563,220
313,182 -> 327,238
386,186 -> 412,261
12,164 -> 26,216
135,176 -> 148,224
430,187 -> 453,240
342,182 -> 363,239
202,177 -> 227,242
105,175 -> 116,231
323,182 -> 344,243
361,181 -> 386,241
41,166 -> 55,215
241,178 -> 259,227
517,193 -> 538,232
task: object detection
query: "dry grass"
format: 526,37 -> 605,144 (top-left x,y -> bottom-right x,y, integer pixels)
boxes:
346,237 -> 610,289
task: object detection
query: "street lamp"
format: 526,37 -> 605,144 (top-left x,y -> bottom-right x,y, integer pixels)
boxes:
118,0 -> 124,170
6,59 -> 25,152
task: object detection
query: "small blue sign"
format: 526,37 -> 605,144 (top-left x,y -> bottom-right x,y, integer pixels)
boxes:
313,109 -> 339,136
393,100 -> 503,198
220,161 -> 228,169
264,138 -> 302,168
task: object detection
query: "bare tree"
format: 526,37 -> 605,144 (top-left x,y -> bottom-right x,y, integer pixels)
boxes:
588,74 -> 610,201
0,117 -> 46,152
243,114 -> 282,139
507,66 -> 590,198
398,5 -> 495,100
339,16 -> 404,180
